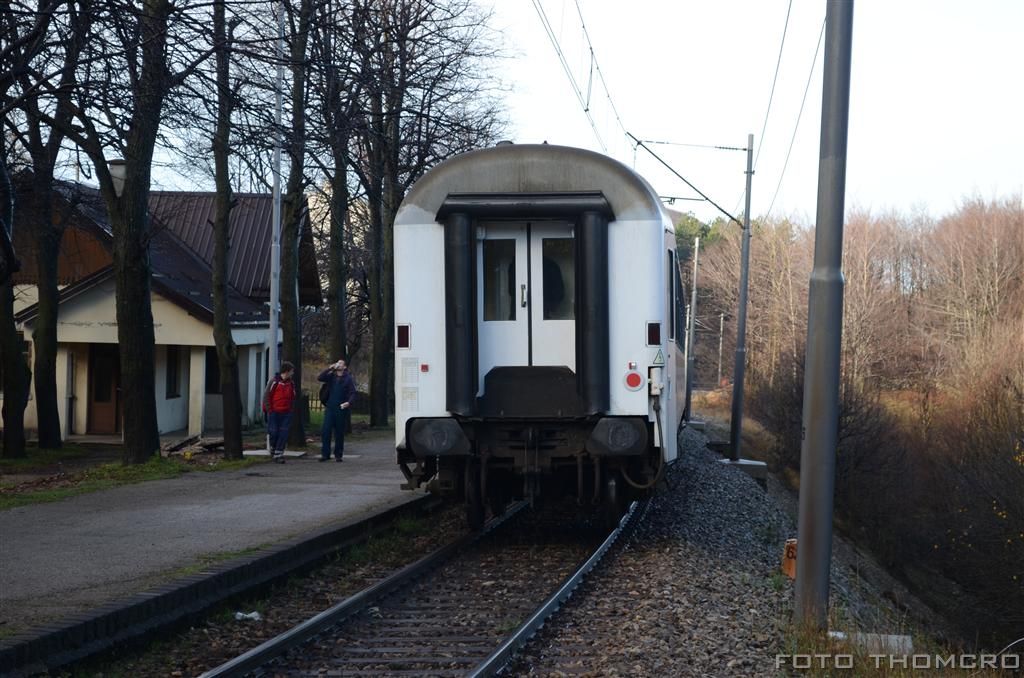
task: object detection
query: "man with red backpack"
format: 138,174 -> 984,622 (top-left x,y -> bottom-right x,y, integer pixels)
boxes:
262,361 -> 296,463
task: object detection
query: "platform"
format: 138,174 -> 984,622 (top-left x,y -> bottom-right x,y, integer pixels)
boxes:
0,432 -> 413,637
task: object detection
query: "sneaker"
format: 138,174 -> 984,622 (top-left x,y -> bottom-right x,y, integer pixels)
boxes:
335,457 -> 344,462
318,457 -> 329,462
273,454 -> 286,464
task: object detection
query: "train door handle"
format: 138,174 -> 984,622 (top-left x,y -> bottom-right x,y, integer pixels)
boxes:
521,284 -> 527,307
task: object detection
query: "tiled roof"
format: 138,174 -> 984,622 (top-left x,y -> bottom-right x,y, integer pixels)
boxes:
148,191 -> 322,306
13,179 -> 321,325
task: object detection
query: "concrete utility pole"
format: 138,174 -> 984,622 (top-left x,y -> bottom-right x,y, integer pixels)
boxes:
795,0 -> 855,629
685,237 -> 700,419
728,133 -> 754,462
267,0 -> 284,378
717,313 -> 724,387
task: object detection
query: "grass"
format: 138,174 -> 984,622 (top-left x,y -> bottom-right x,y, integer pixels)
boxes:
0,443 -> 93,473
778,622 -> 1008,677
0,454 -> 263,511
330,514 -> 427,570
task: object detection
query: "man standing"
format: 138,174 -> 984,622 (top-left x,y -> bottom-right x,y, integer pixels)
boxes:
263,361 -> 297,463
318,358 -> 356,462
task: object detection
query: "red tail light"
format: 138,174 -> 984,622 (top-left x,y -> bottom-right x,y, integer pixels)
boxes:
397,324 -> 410,348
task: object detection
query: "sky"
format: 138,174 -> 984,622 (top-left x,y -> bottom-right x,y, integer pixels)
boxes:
486,0 -> 1024,225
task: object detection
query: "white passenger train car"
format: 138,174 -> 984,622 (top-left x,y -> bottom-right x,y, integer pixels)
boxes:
393,144 -> 686,526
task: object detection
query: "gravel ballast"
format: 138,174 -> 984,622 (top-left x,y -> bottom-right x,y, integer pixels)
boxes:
510,427 -> 948,677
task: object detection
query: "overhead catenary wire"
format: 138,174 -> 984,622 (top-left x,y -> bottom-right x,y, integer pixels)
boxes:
530,0 -> 606,151
642,140 -> 747,153
571,0 -> 629,140
732,0 -> 795,216
629,133 -> 743,227
754,0 -> 794,171
766,18 -> 826,219
534,1 -> 737,225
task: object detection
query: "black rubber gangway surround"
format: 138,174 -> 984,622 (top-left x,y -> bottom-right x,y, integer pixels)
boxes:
443,211 -> 478,415
439,192 -> 611,417
478,366 -> 583,418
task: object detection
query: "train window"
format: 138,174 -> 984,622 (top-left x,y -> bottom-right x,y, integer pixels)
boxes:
542,238 -> 575,320
675,271 -> 686,350
483,239 -> 516,321
667,250 -> 675,339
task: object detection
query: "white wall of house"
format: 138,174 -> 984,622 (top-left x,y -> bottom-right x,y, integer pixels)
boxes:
155,344 -> 189,434
8,280 -> 275,440
12,285 -> 39,316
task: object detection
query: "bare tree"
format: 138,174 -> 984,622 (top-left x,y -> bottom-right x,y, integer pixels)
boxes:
0,0 -> 62,457
0,159 -> 30,458
2,0 -> 91,449
209,0 -> 244,459
32,0 -> 216,463
309,0 -> 366,364
350,0 -> 504,426
278,0 -> 315,446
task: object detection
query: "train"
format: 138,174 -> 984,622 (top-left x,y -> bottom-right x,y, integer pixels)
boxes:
393,143 -> 686,527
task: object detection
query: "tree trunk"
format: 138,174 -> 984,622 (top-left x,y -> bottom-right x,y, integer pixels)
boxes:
281,192 -> 304,447
212,0 -> 243,460
110,205 -> 160,463
1,281 -> 30,459
282,0 -> 313,448
327,155 -> 348,362
31,182 -> 63,448
366,90 -> 388,428
1,161 -> 29,458
103,0 -> 171,464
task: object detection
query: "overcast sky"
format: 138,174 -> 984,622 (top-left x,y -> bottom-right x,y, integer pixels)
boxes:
488,0 -> 1024,224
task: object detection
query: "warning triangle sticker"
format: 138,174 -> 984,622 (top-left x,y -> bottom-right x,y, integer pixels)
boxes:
653,349 -> 665,365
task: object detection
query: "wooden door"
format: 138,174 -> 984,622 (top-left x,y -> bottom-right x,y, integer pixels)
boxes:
87,344 -> 120,434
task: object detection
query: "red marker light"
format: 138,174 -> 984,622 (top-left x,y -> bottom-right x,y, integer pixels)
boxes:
646,322 -> 661,346
420,364 -> 429,372
625,372 -> 643,389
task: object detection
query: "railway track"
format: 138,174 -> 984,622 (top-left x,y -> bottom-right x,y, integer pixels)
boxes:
201,498 -> 648,677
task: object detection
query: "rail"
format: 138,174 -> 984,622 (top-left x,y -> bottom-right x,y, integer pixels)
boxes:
200,498 -> 648,678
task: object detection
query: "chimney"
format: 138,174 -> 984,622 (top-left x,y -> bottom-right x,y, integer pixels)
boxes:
108,159 -> 127,197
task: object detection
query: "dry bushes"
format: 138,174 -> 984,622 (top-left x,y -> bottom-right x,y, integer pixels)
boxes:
691,196 -> 1022,645
748,346 -> 1023,645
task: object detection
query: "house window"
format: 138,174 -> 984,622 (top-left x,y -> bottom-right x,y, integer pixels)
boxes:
166,345 -> 181,399
205,346 -> 221,394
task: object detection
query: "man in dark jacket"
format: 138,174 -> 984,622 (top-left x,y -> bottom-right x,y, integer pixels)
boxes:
318,358 -> 357,461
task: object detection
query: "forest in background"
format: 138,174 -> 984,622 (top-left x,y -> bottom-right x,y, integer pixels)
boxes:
679,196 -> 1023,646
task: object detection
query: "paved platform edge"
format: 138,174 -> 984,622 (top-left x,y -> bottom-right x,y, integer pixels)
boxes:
0,493 -> 431,675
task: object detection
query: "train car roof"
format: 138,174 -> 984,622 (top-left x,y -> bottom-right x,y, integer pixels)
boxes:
395,144 -> 670,227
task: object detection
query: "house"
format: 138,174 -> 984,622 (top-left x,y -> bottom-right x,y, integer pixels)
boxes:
4,178 -> 321,440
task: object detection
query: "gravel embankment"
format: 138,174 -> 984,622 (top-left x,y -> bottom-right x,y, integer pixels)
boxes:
510,427 -> 946,677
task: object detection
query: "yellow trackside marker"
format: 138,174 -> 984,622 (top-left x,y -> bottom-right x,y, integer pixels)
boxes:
653,349 -> 665,366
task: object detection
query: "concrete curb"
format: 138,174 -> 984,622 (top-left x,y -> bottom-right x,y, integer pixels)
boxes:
0,494 -> 431,675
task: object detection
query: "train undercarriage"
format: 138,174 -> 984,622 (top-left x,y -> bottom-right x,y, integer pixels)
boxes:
398,417 -> 664,529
